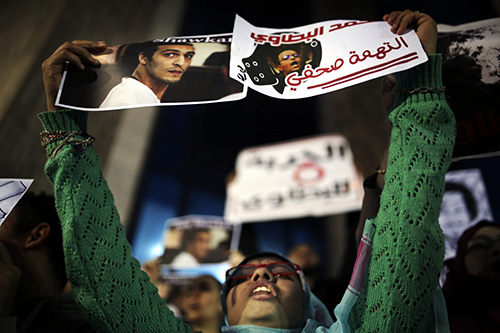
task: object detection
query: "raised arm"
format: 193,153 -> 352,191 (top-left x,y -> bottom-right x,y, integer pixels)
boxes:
42,40 -> 106,111
40,41 -> 192,332
348,11 -> 456,331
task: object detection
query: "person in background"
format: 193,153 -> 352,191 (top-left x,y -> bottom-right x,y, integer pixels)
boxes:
442,220 -> 500,332
183,275 -> 223,333
142,258 -> 187,318
0,192 -> 93,332
286,243 -> 341,315
287,243 -> 321,290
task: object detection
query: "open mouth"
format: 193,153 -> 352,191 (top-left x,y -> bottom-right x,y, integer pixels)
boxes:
187,301 -> 202,311
291,61 -> 299,67
253,286 -> 272,294
251,284 -> 275,299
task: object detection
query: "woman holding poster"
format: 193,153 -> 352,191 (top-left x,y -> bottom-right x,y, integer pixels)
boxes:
34,9 -> 454,333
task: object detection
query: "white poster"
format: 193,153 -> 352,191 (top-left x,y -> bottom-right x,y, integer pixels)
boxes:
56,33 -> 247,111
225,134 -> 363,223
0,179 -> 33,226
230,15 -> 427,98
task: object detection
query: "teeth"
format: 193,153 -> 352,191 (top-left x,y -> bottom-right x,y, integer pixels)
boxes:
253,286 -> 271,294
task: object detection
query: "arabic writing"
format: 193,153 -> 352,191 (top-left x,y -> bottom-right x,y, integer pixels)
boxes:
329,20 -> 372,32
170,218 -> 232,230
287,61 -> 344,87
309,52 -> 419,90
240,180 -> 351,210
285,37 -> 409,87
248,20 -> 373,46
349,37 -> 408,64
250,27 -> 324,45
244,143 -> 345,171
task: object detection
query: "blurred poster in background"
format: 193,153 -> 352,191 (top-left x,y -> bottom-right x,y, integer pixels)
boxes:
438,18 -> 500,160
225,134 -> 363,223
439,169 -> 494,260
158,215 -> 240,282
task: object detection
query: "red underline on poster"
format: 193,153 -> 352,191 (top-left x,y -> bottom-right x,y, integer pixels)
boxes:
307,52 -> 419,90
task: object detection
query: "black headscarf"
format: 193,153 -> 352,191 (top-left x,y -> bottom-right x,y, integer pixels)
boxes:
442,220 -> 500,332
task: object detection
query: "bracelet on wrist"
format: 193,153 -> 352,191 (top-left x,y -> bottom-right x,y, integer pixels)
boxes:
395,86 -> 446,94
40,130 -> 95,158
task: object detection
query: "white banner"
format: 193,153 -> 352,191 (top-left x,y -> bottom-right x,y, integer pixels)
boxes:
230,15 -> 427,98
225,135 -> 363,223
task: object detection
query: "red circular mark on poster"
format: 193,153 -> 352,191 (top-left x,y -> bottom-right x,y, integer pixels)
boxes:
293,162 -> 324,186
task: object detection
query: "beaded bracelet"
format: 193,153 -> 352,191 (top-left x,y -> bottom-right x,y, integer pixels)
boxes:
40,130 -> 85,148
40,130 -> 95,158
395,87 -> 446,94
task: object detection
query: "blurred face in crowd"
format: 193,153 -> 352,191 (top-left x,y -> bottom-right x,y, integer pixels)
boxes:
187,231 -> 211,262
184,276 -> 222,325
0,208 -> 25,263
226,257 -> 305,329
277,50 -> 302,77
142,44 -> 195,84
464,226 -> 500,280
0,211 -> 17,242
288,243 -> 320,289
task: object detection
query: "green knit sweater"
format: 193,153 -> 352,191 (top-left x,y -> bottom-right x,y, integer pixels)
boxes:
347,55 -> 455,332
39,55 -> 455,332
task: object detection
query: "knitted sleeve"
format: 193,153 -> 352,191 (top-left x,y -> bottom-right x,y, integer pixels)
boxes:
348,55 -> 456,332
39,110 -> 192,333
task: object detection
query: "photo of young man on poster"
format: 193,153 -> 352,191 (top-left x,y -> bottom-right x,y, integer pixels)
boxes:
242,40 -> 322,94
100,41 -> 196,108
55,34 -> 246,110
158,215 -> 236,270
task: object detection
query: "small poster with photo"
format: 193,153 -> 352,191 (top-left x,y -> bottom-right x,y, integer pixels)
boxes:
56,33 -> 247,111
438,169 -> 494,261
230,15 -> 427,99
0,179 -> 33,226
158,215 -> 240,278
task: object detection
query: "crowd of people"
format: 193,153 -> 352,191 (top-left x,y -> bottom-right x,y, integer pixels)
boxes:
0,9 -> 498,333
